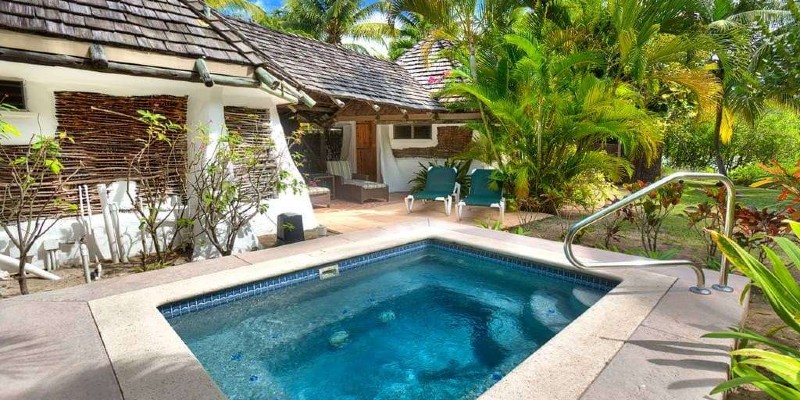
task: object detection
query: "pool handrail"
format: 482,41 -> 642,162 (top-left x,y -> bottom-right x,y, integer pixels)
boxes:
563,172 -> 736,295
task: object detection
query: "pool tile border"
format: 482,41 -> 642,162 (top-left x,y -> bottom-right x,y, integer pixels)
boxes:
159,239 -> 617,319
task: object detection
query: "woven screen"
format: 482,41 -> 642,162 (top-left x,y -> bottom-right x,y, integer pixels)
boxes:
0,92 -> 188,218
223,106 -> 277,199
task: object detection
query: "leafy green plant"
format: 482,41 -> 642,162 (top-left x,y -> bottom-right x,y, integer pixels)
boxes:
625,181 -> 685,252
116,109 -> 194,266
704,221 -> 800,399
475,218 -> 503,231
0,133 -> 78,294
0,103 -> 21,139
509,226 -> 532,236
600,196 -> 636,249
730,164 -> 769,186
189,127 -> 298,257
685,187 -> 727,268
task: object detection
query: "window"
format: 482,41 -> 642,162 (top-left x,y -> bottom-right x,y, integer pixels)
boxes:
0,80 -> 25,110
393,124 -> 433,140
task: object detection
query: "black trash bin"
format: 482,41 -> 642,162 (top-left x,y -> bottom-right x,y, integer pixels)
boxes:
277,213 -> 304,244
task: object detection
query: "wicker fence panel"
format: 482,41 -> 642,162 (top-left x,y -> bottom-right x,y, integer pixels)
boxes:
0,92 -> 188,218
223,106 -> 277,199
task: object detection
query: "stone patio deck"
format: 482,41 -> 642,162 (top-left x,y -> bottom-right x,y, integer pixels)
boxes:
0,220 -> 747,400
315,192 -> 549,233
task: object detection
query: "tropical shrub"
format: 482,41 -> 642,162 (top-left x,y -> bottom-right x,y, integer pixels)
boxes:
730,164 -> 768,186
0,134 -> 78,294
599,195 -> 636,249
704,221 -> 800,399
755,160 -> 800,217
685,187 -> 728,268
625,181 -> 685,253
445,29 -> 661,212
188,130 -> 296,257
664,108 -> 800,173
123,110 -> 194,267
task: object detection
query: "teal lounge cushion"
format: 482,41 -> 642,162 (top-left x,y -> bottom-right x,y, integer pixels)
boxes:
413,190 -> 453,200
469,169 -> 502,198
463,195 -> 500,207
423,167 -> 457,194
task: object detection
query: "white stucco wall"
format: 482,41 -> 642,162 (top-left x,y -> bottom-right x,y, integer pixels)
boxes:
0,60 -> 316,269
377,123 -> 468,192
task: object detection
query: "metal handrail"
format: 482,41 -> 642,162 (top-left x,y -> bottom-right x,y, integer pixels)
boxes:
563,172 -> 736,295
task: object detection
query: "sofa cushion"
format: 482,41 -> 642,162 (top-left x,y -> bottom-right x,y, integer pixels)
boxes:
307,186 -> 330,195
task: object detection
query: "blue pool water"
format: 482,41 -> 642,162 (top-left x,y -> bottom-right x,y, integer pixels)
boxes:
165,242 -> 613,399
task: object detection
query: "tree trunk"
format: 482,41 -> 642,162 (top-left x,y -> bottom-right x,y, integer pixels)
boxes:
630,148 -> 663,183
17,257 -> 28,295
713,101 -> 728,176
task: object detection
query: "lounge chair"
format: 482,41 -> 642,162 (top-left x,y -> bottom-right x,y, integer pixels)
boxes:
405,166 -> 460,215
457,169 -> 505,222
326,161 -> 389,203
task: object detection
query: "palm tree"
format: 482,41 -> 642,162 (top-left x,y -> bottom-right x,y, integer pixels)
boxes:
697,0 -> 795,175
283,0 -> 391,48
443,21 -> 661,211
387,0 -> 522,79
208,0 -> 391,53
386,14 -> 433,60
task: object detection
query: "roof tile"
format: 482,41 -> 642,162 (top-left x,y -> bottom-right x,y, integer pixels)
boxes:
0,0 -> 263,65
223,17 -> 443,111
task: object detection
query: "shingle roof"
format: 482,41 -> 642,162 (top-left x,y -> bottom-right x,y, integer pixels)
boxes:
223,18 -> 444,111
0,0 -> 263,66
396,40 -> 456,95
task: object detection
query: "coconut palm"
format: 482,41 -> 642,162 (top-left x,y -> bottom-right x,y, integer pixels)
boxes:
696,0 -> 795,175
755,0 -> 800,110
208,0 -> 392,53
387,0 -> 522,78
282,0 -> 391,48
443,26 -> 661,211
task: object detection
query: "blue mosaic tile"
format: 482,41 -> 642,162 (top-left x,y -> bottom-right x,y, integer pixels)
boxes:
159,240 -> 618,319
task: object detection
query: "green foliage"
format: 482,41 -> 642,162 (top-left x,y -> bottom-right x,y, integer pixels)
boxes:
408,158 -> 472,194
190,127 -> 296,257
278,0 -> 389,49
730,164 -> 768,186
115,108 -> 189,265
684,187 -> 727,268
0,103 -> 21,138
704,221 -> 800,399
0,129 -> 77,295
664,108 -> 800,172
624,180 -> 685,252
599,195 -> 636,249
444,26 -> 661,212
755,160 -> 800,213
752,0 -> 800,111
475,218 -> 503,231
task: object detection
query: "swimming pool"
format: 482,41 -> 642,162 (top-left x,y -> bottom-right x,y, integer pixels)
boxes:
162,240 -> 616,399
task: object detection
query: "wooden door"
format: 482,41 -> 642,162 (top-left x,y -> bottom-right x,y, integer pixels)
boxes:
355,122 -> 377,181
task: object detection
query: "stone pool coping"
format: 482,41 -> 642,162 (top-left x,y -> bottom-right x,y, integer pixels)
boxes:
0,220 -> 748,399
